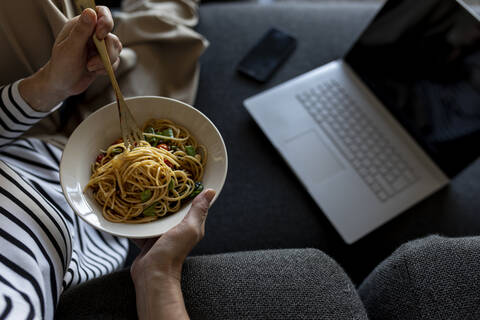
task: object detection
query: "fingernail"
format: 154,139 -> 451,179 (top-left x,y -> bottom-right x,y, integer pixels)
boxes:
204,189 -> 216,203
81,9 -> 93,24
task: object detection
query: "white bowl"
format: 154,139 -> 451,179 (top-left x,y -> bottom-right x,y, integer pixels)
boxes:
60,96 -> 228,239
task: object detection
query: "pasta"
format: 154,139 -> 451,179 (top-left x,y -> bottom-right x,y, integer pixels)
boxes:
85,119 -> 207,223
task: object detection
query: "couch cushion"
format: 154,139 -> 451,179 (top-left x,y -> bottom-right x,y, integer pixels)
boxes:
182,248 -> 368,319
359,235 -> 480,319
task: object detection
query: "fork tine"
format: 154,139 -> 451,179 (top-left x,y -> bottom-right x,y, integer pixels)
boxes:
117,95 -> 143,149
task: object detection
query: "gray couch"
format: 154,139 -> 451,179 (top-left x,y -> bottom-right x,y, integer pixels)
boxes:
57,235 -> 480,319
57,1 -> 480,319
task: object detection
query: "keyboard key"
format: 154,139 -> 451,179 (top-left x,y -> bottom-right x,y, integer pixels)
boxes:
375,174 -> 394,196
365,175 -> 374,184
321,122 -> 355,161
404,170 -> 417,183
297,80 -> 417,202
385,173 -> 395,183
371,182 -> 381,193
378,191 -> 388,201
393,176 -> 408,191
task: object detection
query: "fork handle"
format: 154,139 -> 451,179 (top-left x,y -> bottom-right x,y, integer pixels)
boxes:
91,35 -> 123,100
74,0 -> 123,100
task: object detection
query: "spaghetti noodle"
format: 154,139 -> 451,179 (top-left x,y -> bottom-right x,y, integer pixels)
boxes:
85,119 -> 207,223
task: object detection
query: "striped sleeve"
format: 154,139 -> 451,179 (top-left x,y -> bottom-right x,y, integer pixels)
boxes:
0,138 -> 129,319
0,160 -> 70,320
0,80 -> 62,147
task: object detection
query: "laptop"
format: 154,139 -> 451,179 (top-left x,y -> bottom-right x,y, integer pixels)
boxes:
244,0 -> 480,244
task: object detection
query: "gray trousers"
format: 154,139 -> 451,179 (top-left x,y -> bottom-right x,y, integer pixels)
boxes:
56,236 -> 480,319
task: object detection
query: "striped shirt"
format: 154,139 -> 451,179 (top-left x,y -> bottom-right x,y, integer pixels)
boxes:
0,80 -> 129,320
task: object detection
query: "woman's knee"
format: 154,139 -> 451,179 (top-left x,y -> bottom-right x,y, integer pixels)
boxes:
359,235 -> 480,320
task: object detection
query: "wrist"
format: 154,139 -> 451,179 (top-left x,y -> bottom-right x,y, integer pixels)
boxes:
131,253 -> 183,285
132,263 -> 182,289
18,63 -> 67,112
132,268 -> 188,320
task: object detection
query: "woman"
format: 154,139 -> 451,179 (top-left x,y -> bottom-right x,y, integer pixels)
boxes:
0,7 -> 213,319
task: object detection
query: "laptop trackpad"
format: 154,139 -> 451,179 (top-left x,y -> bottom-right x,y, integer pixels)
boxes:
284,130 -> 344,184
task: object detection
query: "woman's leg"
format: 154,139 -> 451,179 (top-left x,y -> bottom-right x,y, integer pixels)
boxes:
56,248 -> 368,319
359,235 -> 480,320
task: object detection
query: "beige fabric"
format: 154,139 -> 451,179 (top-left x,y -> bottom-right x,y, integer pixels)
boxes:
0,0 -> 208,135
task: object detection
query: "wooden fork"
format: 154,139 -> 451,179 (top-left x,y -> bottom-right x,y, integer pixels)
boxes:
75,0 -> 143,149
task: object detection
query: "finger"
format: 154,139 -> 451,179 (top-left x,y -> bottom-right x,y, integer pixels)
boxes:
111,56 -> 120,71
105,33 -> 122,63
93,57 -> 119,75
66,8 -> 97,51
183,189 -> 216,236
95,6 -> 114,40
87,33 -> 122,70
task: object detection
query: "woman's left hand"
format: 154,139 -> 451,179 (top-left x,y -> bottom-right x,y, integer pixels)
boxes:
130,189 -> 216,320
19,6 -> 122,112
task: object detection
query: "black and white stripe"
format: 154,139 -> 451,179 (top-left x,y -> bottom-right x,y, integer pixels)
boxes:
0,81 -> 52,147
0,80 -> 128,319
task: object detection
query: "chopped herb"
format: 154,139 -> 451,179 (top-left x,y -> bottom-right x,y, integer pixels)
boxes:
162,128 -> 174,138
111,147 -> 123,155
188,182 -> 204,199
168,180 -> 175,190
140,189 -> 152,202
144,127 -> 159,146
185,145 -> 196,156
143,203 -> 157,216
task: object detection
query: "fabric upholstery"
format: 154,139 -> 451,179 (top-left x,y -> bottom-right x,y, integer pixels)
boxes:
182,249 -> 367,319
359,235 -> 480,320
56,249 -> 367,319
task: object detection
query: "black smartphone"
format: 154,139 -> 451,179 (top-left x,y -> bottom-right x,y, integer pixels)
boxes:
237,28 -> 297,83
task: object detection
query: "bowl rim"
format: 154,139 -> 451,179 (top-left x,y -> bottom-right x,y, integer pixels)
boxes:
59,95 -> 228,238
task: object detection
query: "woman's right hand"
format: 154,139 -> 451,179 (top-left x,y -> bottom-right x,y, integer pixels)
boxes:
19,6 -> 122,112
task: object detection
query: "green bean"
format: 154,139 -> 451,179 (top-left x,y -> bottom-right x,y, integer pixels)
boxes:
140,189 -> 152,202
185,145 -> 196,156
143,203 -> 157,216
111,147 -> 123,155
189,182 -> 204,199
162,128 -> 174,137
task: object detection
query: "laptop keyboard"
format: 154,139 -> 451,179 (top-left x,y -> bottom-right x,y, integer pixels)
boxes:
296,80 -> 418,202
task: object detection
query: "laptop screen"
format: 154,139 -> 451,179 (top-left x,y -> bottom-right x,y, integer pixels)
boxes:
345,0 -> 480,177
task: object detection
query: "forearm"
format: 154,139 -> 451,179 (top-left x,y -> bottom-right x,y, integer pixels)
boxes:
18,63 -> 67,113
134,271 -> 189,320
